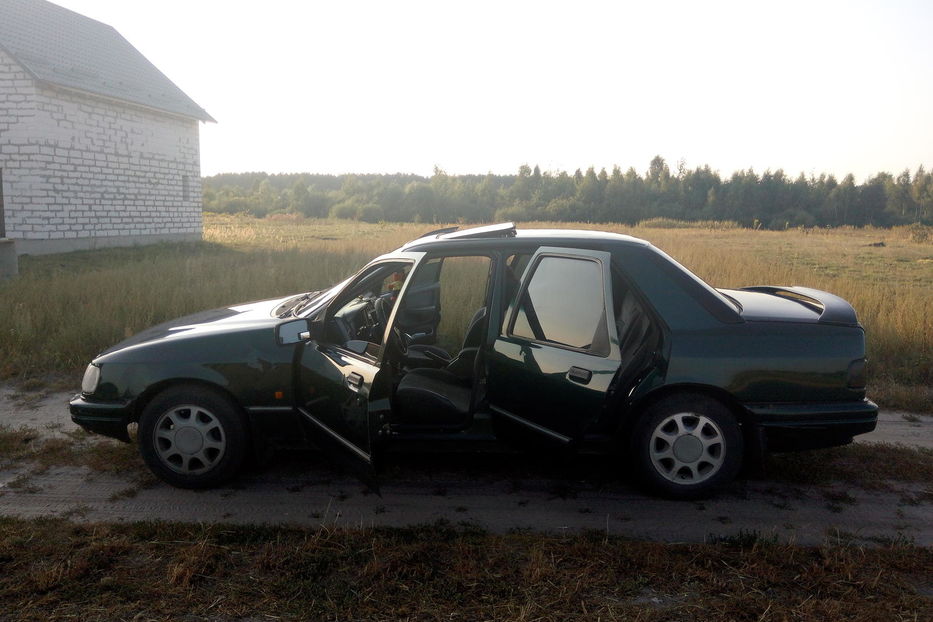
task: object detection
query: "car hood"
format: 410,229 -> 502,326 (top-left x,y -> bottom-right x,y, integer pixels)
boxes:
718,286 -> 860,326
98,294 -> 299,357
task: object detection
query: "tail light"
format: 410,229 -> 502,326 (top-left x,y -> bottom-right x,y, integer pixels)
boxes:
847,358 -> 866,389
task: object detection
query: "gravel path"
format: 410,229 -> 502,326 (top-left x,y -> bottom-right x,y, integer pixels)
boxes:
1,386 -> 930,546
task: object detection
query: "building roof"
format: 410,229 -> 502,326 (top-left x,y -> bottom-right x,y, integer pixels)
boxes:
0,0 -> 214,121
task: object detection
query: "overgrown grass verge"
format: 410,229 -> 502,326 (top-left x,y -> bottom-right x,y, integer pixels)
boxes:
0,518 -> 928,621
0,424 -> 143,477
763,442 -> 933,488
870,379 -> 933,415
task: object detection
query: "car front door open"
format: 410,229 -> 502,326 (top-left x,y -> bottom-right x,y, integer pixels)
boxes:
291,253 -> 424,471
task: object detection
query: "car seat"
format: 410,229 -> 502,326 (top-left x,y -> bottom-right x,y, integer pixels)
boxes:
405,306 -> 486,373
393,307 -> 487,427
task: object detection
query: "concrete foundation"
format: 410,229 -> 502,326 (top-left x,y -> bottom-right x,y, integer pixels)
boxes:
12,232 -> 202,256
0,238 -> 17,279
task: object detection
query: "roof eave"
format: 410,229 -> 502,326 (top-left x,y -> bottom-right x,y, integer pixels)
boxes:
37,79 -> 215,123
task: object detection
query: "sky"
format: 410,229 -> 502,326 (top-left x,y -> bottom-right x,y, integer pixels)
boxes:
51,0 -> 933,181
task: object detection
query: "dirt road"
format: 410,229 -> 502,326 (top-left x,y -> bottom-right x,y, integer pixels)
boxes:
1,387 -> 930,546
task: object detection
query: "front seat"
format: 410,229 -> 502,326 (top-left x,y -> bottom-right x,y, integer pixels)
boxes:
393,309 -> 487,428
405,306 -> 486,372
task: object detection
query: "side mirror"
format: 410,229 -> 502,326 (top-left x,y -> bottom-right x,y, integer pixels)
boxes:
275,318 -> 323,345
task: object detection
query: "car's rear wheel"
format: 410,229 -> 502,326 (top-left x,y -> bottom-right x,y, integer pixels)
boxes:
138,385 -> 248,489
631,393 -> 743,499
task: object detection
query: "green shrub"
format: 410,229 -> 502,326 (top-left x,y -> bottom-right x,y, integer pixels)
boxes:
329,201 -> 359,220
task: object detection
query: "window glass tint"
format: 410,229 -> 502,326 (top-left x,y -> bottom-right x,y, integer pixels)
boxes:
512,256 -> 607,352
500,253 -> 532,332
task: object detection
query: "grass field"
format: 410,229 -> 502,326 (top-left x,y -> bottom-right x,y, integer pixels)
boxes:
0,215 -> 930,411
0,517 -> 929,621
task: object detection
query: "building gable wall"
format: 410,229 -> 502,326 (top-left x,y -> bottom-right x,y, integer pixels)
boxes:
0,46 -> 202,254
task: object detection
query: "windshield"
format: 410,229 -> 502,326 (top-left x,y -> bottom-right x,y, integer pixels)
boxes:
285,278 -> 351,318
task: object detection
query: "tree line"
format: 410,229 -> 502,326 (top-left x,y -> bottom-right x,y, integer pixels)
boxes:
202,157 -> 932,229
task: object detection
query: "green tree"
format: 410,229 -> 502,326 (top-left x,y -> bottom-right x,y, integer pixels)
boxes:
884,170 -> 915,224
576,167 -> 604,217
405,181 -> 438,222
824,174 -> 858,225
288,180 -> 310,214
912,165 -> 932,223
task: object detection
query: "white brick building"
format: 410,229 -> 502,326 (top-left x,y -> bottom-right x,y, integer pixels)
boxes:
0,0 -> 213,254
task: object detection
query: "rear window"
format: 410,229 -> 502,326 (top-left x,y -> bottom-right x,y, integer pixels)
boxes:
612,245 -> 743,326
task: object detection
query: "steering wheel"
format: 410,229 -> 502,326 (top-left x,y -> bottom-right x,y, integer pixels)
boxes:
353,296 -> 382,342
374,296 -> 391,331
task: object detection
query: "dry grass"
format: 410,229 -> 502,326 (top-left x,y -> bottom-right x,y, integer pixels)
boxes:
764,442 -> 933,488
0,215 -> 929,410
435,255 -> 491,352
0,517 -> 928,621
0,424 -> 143,476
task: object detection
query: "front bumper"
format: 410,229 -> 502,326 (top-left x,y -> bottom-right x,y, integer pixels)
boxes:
69,394 -> 133,442
746,399 -> 878,452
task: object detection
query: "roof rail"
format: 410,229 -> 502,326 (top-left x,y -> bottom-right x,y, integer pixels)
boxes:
440,222 -> 516,240
414,225 -> 460,240
402,222 -> 517,249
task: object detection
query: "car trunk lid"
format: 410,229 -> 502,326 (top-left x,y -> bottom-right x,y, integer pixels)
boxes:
718,286 -> 861,326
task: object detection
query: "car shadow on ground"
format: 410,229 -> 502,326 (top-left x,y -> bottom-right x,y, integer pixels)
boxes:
246,446 -> 749,500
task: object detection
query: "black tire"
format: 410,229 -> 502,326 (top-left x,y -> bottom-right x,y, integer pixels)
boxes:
138,385 -> 248,489
630,393 -> 743,499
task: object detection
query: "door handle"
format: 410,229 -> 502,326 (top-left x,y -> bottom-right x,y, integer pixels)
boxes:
347,372 -> 364,390
567,366 -> 592,385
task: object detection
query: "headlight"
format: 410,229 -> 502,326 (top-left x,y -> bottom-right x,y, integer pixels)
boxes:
81,364 -> 101,394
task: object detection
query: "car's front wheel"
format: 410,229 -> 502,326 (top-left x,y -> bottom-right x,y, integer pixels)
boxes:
631,393 -> 743,499
138,385 -> 248,489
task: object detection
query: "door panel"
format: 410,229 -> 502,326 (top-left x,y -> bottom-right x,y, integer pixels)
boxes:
295,343 -> 379,465
487,247 -> 620,442
488,337 -> 621,440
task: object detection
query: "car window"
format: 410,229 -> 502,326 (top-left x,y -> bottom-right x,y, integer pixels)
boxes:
612,268 -> 651,354
335,262 -> 411,308
499,253 -> 531,332
404,257 -> 442,307
328,261 -> 412,349
510,256 -> 609,355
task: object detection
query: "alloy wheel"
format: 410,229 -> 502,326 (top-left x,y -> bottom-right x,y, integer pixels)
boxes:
152,404 -> 227,475
648,412 -> 725,484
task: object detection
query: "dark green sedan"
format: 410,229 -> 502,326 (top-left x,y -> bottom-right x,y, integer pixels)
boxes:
70,223 -> 878,498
